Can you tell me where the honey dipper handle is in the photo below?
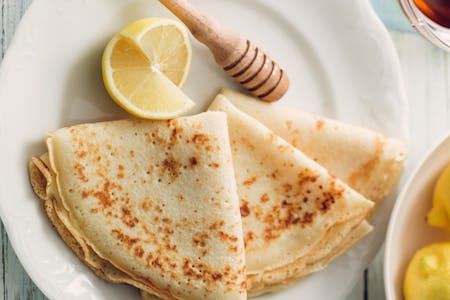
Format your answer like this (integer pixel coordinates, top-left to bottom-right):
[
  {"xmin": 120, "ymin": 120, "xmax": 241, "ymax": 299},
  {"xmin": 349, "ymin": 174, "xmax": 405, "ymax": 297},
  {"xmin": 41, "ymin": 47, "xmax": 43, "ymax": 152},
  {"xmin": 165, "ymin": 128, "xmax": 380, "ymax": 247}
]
[
  {"xmin": 159, "ymin": 0, "xmax": 247, "ymax": 67},
  {"xmin": 160, "ymin": 0, "xmax": 289, "ymax": 102}
]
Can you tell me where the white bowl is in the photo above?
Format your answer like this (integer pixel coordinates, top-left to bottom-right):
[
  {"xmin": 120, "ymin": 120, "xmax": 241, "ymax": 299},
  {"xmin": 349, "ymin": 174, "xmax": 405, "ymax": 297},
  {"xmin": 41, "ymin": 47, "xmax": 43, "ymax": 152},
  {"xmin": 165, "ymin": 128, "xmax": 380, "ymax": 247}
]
[{"xmin": 385, "ymin": 133, "xmax": 450, "ymax": 300}]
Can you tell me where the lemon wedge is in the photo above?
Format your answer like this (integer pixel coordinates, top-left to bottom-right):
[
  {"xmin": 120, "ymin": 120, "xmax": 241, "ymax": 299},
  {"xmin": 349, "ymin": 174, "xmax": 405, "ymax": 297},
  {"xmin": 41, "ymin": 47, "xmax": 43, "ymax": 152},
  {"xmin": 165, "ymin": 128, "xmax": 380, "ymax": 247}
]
[
  {"xmin": 404, "ymin": 243, "xmax": 450, "ymax": 300},
  {"xmin": 102, "ymin": 18, "xmax": 195, "ymax": 119},
  {"xmin": 428, "ymin": 163, "xmax": 450, "ymax": 232}
]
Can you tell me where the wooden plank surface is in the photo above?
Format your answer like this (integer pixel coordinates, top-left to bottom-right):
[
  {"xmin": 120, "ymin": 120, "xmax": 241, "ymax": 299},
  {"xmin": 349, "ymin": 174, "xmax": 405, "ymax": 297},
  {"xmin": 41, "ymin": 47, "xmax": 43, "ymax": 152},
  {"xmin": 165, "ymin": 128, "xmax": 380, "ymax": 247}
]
[
  {"xmin": 1, "ymin": 2, "xmax": 47, "ymax": 300},
  {"xmin": 1, "ymin": 1, "xmax": 449, "ymax": 300}
]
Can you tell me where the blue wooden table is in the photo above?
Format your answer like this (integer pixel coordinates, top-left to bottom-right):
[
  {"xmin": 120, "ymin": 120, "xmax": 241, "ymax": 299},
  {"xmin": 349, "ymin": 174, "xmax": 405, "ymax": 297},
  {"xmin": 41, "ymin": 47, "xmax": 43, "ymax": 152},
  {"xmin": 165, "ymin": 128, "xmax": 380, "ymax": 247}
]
[{"xmin": 1, "ymin": 1, "xmax": 449, "ymax": 299}]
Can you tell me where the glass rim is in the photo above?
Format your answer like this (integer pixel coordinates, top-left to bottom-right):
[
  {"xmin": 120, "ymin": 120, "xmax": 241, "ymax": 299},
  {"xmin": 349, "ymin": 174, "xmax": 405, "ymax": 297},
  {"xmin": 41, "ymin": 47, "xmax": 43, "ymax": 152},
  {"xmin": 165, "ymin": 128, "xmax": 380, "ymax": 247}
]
[{"xmin": 398, "ymin": 0, "xmax": 450, "ymax": 51}]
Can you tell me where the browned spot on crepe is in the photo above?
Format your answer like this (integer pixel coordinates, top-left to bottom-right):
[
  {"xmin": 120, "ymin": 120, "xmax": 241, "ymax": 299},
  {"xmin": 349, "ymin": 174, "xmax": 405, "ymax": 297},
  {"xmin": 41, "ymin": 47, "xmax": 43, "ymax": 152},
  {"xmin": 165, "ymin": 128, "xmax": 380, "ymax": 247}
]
[{"xmin": 348, "ymin": 135, "xmax": 385, "ymax": 188}]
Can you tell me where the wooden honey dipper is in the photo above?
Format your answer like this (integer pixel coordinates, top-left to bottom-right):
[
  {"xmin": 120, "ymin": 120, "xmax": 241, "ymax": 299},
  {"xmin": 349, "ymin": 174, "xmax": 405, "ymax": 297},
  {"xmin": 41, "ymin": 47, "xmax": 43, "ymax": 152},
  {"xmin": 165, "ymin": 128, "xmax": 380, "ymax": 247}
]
[{"xmin": 159, "ymin": 0, "xmax": 289, "ymax": 102}]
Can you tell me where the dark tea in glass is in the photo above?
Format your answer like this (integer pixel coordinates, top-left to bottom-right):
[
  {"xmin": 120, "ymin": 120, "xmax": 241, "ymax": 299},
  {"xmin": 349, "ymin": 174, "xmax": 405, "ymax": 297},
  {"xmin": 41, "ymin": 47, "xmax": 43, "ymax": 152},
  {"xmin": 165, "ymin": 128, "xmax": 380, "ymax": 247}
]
[
  {"xmin": 400, "ymin": 0, "xmax": 450, "ymax": 50},
  {"xmin": 412, "ymin": 0, "xmax": 450, "ymax": 28}
]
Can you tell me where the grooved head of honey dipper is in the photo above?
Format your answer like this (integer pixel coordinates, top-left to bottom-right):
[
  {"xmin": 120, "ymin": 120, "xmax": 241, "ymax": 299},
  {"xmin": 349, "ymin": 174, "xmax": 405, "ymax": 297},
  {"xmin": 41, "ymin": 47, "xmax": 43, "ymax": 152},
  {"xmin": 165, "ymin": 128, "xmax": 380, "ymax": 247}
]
[{"xmin": 257, "ymin": 70, "xmax": 289, "ymax": 102}]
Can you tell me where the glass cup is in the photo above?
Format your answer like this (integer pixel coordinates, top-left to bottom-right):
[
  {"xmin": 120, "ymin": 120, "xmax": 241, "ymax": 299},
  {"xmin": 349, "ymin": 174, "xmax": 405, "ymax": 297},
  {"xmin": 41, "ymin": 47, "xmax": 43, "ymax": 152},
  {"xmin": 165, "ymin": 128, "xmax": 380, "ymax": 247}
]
[{"xmin": 399, "ymin": 0, "xmax": 450, "ymax": 51}]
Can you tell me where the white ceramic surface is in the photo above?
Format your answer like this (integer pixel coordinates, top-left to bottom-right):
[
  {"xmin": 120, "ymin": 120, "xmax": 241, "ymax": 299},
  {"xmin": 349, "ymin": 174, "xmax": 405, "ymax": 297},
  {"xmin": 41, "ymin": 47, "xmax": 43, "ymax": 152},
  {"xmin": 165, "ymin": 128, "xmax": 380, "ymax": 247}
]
[
  {"xmin": 385, "ymin": 133, "xmax": 450, "ymax": 300},
  {"xmin": 0, "ymin": 0, "xmax": 408, "ymax": 299}
]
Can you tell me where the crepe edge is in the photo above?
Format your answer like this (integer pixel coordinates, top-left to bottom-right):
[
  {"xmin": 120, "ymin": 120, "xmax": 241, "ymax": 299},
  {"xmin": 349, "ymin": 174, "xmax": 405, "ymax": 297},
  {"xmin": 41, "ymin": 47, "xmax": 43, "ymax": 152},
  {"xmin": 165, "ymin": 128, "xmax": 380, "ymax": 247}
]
[
  {"xmin": 247, "ymin": 220, "xmax": 373, "ymax": 297},
  {"xmin": 29, "ymin": 156, "xmax": 175, "ymax": 300}
]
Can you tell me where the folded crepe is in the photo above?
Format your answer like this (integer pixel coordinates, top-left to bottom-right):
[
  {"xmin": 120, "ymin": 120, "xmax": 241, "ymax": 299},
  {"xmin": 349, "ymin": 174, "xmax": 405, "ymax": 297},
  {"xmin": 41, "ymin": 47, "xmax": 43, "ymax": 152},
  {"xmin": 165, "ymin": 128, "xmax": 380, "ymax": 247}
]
[
  {"xmin": 219, "ymin": 88, "xmax": 407, "ymax": 204},
  {"xmin": 29, "ymin": 112, "xmax": 247, "ymax": 300},
  {"xmin": 208, "ymin": 96, "xmax": 374, "ymax": 294}
]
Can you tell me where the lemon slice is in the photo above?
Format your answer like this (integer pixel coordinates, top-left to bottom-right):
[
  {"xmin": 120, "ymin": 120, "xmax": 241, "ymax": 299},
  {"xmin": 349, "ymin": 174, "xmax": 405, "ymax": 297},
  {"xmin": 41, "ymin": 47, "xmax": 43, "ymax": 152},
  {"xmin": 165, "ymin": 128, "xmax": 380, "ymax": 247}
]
[{"xmin": 102, "ymin": 18, "xmax": 195, "ymax": 119}]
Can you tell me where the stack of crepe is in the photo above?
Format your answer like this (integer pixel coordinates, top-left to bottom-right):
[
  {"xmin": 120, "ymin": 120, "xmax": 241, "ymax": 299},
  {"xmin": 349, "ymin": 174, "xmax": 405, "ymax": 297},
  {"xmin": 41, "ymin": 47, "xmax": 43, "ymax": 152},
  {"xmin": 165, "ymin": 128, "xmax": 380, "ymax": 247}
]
[{"xmin": 29, "ymin": 90, "xmax": 406, "ymax": 299}]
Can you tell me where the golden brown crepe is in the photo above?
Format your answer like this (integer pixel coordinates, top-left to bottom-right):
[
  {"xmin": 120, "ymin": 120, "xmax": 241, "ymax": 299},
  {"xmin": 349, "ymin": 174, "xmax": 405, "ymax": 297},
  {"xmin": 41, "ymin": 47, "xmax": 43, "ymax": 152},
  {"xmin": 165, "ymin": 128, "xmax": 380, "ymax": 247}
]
[
  {"xmin": 208, "ymin": 95, "xmax": 374, "ymax": 293},
  {"xmin": 29, "ymin": 113, "xmax": 247, "ymax": 300},
  {"xmin": 219, "ymin": 88, "xmax": 407, "ymax": 204}
]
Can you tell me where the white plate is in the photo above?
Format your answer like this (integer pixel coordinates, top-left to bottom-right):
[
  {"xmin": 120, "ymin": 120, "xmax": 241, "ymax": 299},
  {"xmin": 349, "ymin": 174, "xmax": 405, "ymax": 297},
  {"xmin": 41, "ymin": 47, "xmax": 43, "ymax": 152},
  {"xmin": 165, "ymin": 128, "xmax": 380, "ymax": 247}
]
[
  {"xmin": 384, "ymin": 133, "xmax": 450, "ymax": 300},
  {"xmin": 0, "ymin": 0, "xmax": 408, "ymax": 299}
]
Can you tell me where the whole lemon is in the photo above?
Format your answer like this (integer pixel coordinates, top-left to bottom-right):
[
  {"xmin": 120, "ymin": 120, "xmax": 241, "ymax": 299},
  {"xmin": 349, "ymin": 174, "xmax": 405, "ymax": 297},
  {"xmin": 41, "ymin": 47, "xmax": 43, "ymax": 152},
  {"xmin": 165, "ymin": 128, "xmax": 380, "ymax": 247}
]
[
  {"xmin": 404, "ymin": 243, "xmax": 450, "ymax": 300},
  {"xmin": 428, "ymin": 163, "xmax": 450, "ymax": 232}
]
